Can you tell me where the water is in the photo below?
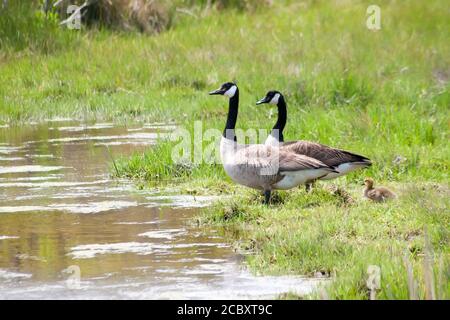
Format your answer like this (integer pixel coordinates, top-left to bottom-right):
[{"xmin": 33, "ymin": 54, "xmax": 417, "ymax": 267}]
[{"xmin": 0, "ymin": 121, "xmax": 320, "ymax": 299}]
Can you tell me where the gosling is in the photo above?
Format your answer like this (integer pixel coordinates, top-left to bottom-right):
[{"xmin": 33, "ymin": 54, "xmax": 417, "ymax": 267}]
[{"xmin": 363, "ymin": 178, "xmax": 396, "ymax": 202}]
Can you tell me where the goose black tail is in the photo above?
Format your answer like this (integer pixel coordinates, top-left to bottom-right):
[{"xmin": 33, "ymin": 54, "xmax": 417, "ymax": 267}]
[{"xmin": 342, "ymin": 150, "xmax": 372, "ymax": 167}]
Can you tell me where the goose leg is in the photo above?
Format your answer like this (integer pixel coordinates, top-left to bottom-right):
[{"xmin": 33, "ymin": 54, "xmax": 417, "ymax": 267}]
[
  {"xmin": 264, "ymin": 190, "xmax": 271, "ymax": 205},
  {"xmin": 305, "ymin": 182, "xmax": 314, "ymax": 193}
]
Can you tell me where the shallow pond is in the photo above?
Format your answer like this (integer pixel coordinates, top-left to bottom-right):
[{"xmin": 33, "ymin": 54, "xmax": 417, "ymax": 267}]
[{"xmin": 0, "ymin": 120, "xmax": 319, "ymax": 299}]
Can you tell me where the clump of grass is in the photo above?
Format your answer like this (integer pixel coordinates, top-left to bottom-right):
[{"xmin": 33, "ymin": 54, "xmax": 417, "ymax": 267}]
[
  {"xmin": 115, "ymin": 140, "xmax": 189, "ymax": 180},
  {"xmin": 76, "ymin": 0, "xmax": 174, "ymax": 33},
  {"xmin": 206, "ymin": 0, "xmax": 271, "ymax": 11},
  {"xmin": 199, "ymin": 183, "xmax": 449, "ymax": 299},
  {"xmin": 326, "ymin": 185, "xmax": 356, "ymax": 206},
  {"xmin": 199, "ymin": 196, "xmax": 264, "ymax": 223},
  {"xmin": 0, "ymin": 0, "xmax": 77, "ymax": 54},
  {"xmin": 330, "ymin": 72, "xmax": 374, "ymax": 107},
  {"xmin": 58, "ymin": 0, "xmax": 271, "ymax": 34},
  {"xmin": 114, "ymin": 138, "xmax": 226, "ymax": 182}
]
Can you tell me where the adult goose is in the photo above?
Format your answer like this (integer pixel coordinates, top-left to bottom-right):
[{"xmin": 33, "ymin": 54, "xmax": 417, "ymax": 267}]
[
  {"xmin": 256, "ymin": 90, "xmax": 372, "ymax": 190},
  {"xmin": 209, "ymin": 82, "xmax": 337, "ymax": 204}
]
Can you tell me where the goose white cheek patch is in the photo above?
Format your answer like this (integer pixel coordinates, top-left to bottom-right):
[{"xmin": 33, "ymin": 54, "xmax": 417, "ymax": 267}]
[
  {"xmin": 270, "ymin": 93, "xmax": 280, "ymax": 104},
  {"xmin": 224, "ymin": 85, "xmax": 237, "ymax": 98}
]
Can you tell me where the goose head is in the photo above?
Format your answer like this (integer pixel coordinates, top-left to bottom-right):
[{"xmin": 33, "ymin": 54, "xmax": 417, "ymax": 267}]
[
  {"xmin": 209, "ymin": 82, "xmax": 238, "ymax": 98},
  {"xmin": 364, "ymin": 177, "xmax": 374, "ymax": 189},
  {"xmin": 256, "ymin": 90, "xmax": 283, "ymax": 105}
]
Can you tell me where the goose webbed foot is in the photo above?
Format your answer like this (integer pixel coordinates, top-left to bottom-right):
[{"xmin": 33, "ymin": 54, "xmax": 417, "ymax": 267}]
[
  {"xmin": 305, "ymin": 182, "xmax": 315, "ymax": 193},
  {"xmin": 264, "ymin": 190, "xmax": 271, "ymax": 205}
]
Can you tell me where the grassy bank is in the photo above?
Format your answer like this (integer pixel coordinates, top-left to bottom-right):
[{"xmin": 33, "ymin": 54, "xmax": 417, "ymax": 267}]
[
  {"xmin": 1, "ymin": 0, "xmax": 449, "ymax": 299},
  {"xmin": 1, "ymin": 1, "xmax": 448, "ymax": 124},
  {"xmin": 0, "ymin": 0, "xmax": 266, "ymax": 121},
  {"xmin": 198, "ymin": 183, "xmax": 449, "ymax": 299},
  {"xmin": 113, "ymin": 0, "xmax": 449, "ymax": 299}
]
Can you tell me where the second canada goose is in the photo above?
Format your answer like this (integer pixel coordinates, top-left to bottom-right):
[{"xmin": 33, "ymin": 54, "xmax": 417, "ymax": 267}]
[
  {"xmin": 363, "ymin": 178, "xmax": 396, "ymax": 202},
  {"xmin": 209, "ymin": 82, "xmax": 337, "ymax": 204},
  {"xmin": 256, "ymin": 90, "xmax": 372, "ymax": 190}
]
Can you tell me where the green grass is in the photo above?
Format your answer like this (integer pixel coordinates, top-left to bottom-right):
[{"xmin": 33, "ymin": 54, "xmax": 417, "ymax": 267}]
[
  {"xmin": 1, "ymin": 1, "xmax": 448, "ymax": 123},
  {"xmin": 197, "ymin": 183, "xmax": 449, "ymax": 299},
  {"xmin": 0, "ymin": 1, "xmax": 78, "ymax": 55},
  {"xmin": 1, "ymin": 0, "xmax": 449, "ymax": 299}
]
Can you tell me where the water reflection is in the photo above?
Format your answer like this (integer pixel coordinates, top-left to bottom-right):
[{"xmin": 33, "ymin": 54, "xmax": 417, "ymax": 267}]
[{"xmin": 0, "ymin": 121, "xmax": 319, "ymax": 299}]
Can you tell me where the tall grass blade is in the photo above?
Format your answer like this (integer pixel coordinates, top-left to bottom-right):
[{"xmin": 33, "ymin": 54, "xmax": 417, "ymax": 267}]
[
  {"xmin": 423, "ymin": 228, "xmax": 436, "ymax": 300},
  {"xmin": 404, "ymin": 253, "xmax": 418, "ymax": 300}
]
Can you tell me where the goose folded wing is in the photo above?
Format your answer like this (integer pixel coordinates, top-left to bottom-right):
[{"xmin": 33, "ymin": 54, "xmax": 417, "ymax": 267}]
[
  {"xmin": 282, "ymin": 141, "xmax": 371, "ymax": 167},
  {"xmin": 232, "ymin": 145, "xmax": 333, "ymax": 176},
  {"xmin": 278, "ymin": 152, "xmax": 332, "ymax": 173}
]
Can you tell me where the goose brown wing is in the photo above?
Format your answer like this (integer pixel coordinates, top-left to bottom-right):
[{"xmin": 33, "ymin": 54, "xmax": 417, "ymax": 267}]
[
  {"xmin": 281, "ymin": 140, "xmax": 371, "ymax": 167},
  {"xmin": 278, "ymin": 152, "xmax": 335, "ymax": 173}
]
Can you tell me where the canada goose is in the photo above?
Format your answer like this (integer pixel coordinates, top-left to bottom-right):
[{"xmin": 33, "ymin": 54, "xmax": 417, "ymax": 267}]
[
  {"xmin": 209, "ymin": 82, "xmax": 337, "ymax": 204},
  {"xmin": 256, "ymin": 90, "xmax": 372, "ymax": 190},
  {"xmin": 363, "ymin": 178, "xmax": 396, "ymax": 202}
]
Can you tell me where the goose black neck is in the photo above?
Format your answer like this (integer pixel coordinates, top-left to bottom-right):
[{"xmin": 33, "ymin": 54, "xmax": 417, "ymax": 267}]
[
  {"xmin": 223, "ymin": 89, "xmax": 239, "ymax": 141},
  {"xmin": 271, "ymin": 95, "xmax": 286, "ymax": 142}
]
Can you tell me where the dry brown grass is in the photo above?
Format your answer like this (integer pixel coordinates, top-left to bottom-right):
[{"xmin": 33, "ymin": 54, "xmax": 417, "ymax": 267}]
[
  {"xmin": 64, "ymin": 0, "xmax": 172, "ymax": 33},
  {"xmin": 56, "ymin": 0, "xmax": 271, "ymax": 33}
]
